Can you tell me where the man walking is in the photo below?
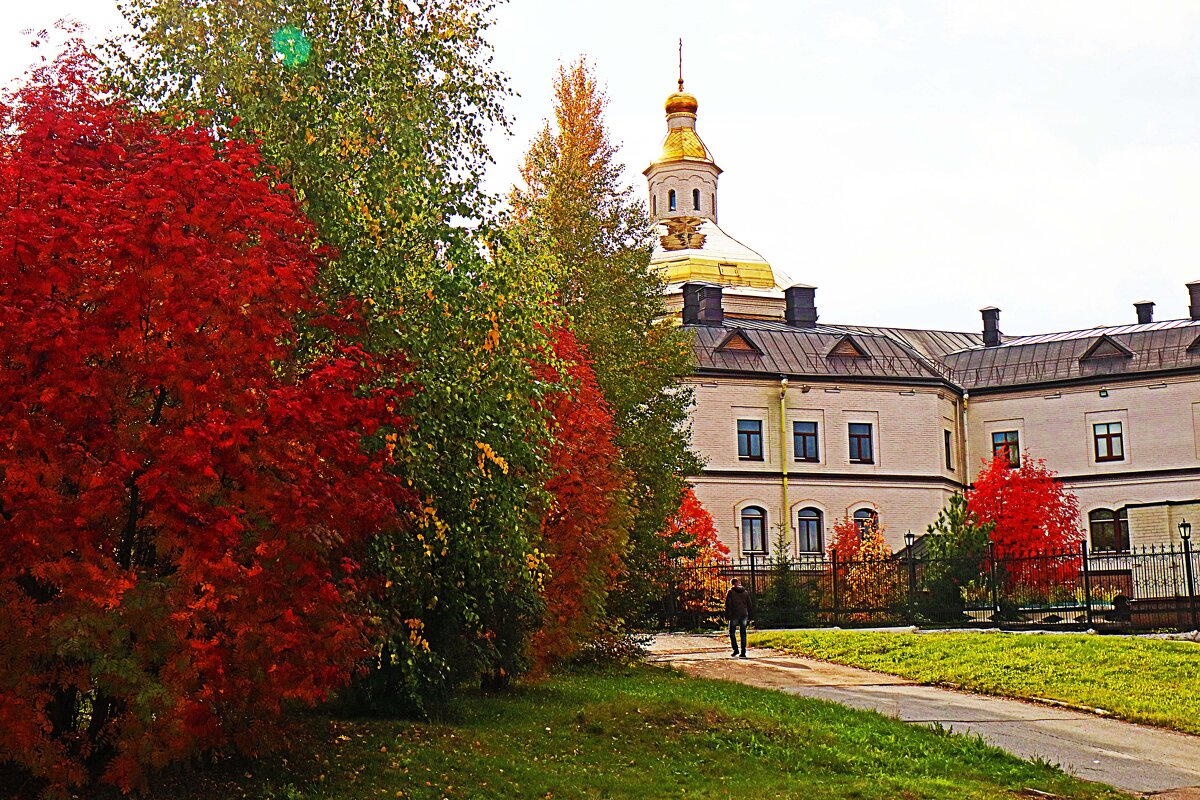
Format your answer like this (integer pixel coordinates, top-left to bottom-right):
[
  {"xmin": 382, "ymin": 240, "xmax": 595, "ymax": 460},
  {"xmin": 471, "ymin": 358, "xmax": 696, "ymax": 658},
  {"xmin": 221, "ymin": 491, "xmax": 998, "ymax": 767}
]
[{"xmin": 725, "ymin": 578, "xmax": 752, "ymax": 658}]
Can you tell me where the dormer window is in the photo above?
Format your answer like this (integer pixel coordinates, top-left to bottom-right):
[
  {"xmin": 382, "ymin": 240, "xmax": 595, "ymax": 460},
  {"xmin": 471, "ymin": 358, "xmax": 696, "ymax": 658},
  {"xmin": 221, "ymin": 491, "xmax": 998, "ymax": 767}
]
[
  {"xmin": 668, "ymin": 189, "xmax": 677, "ymax": 211},
  {"xmin": 692, "ymin": 188, "xmax": 701, "ymax": 211}
]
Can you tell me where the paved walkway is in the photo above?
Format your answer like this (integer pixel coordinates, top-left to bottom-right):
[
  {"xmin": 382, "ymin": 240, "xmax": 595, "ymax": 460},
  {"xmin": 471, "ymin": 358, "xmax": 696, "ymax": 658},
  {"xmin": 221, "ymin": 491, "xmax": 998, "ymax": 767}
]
[{"xmin": 648, "ymin": 632, "xmax": 1200, "ymax": 797}]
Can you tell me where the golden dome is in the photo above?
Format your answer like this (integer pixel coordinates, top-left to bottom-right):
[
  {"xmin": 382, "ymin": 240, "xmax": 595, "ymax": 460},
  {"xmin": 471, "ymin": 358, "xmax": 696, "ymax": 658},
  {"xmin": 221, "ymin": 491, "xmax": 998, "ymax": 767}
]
[{"xmin": 665, "ymin": 91, "xmax": 698, "ymax": 115}]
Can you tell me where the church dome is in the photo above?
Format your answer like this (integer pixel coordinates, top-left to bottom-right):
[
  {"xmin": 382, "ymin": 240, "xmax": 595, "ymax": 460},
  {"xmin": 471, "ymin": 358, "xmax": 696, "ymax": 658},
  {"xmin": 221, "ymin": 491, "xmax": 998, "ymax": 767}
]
[{"xmin": 665, "ymin": 90, "xmax": 698, "ymax": 115}]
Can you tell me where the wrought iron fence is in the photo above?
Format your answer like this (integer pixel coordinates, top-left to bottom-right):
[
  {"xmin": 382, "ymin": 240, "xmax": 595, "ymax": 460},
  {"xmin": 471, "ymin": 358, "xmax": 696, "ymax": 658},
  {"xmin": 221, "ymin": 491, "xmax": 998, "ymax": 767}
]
[{"xmin": 656, "ymin": 541, "xmax": 1200, "ymax": 632}]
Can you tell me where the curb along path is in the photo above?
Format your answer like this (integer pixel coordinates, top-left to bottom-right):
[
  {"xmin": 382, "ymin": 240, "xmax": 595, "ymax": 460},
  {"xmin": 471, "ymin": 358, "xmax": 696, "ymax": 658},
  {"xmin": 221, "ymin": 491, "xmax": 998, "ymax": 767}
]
[{"xmin": 648, "ymin": 632, "xmax": 1200, "ymax": 797}]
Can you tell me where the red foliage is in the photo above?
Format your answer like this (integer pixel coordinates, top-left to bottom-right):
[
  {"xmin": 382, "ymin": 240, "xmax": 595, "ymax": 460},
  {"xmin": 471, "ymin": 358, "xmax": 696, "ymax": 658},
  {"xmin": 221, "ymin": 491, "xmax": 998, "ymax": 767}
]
[
  {"xmin": 828, "ymin": 514, "xmax": 866, "ymax": 561},
  {"xmin": 968, "ymin": 455, "xmax": 1084, "ymax": 554},
  {"xmin": 530, "ymin": 328, "xmax": 630, "ymax": 669},
  {"xmin": 0, "ymin": 48, "xmax": 412, "ymax": 793},
  {"xmin": 662, "ymin": 487, "xmax": 729, "ymax": 563},
  {"xmin": 968, "ymin": 455, "xmax": 1084, "ymax": 589}
]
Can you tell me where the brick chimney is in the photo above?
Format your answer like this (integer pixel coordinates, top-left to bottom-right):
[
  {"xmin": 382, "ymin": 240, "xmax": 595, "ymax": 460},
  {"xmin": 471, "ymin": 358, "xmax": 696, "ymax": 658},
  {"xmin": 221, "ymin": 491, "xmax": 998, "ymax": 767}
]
[
  {"xmin": 1188, "ymin": 281, "xmax": 1200, "ymax": 321},
  {"xmin": 981, "ymin": 306, "xmax": 1001, "ymax": 347},
  {"xmin": 784, "ymin": 284, "xmax": 818, "ymax": 328},
  {"xmin": 1134, "ymin": 301, "xmax": 1155, "ymax": 325},
  {"xmin": 682, "ymin": 283, "xmax": 724, "ymax": 326}
]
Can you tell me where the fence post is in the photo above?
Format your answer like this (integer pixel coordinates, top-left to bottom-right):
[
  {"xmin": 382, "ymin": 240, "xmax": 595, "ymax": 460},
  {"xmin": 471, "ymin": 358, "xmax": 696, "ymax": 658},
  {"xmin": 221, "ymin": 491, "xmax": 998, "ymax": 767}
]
[
  {"xmin": 749, "ymin": 553, "xmax": 759, "ymax": 603},
  {"xmin": 831, "ymin": 547, "xmax": 840, "ymax": 626},
  {"xmin": 988, "ymin": 541, "xmax": 1000, "ymax": 620},
  {"xmin": 1080, "ymin": 541, "xmax": 1093, "ymax": 626},
  {"xmin": 1184, "ymin": 536, "xmax": 1198, "ymax": 632}
]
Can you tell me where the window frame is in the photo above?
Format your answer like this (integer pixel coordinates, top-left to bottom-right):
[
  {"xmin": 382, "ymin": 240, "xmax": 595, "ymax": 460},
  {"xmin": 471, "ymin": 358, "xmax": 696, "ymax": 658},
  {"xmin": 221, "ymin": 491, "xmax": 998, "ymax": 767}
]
[
  {"xmin": 1093, "ymin": 422, "xmax": 1125, "ymax": 463},
  {"xmin": 1088, "ymin": 508, "xmax": 1130, "ymax": 553},
  {"xmin": 992, "ymin": 430, "xmax": 1020, "ymax": 468},
  {"xmin": 737, "ymin": 419, "xmax": 764, "ymax": 461},
  {"xmin": 668, "ymin": 189, "xmax": 677, "ymax": 211},
  {"xmin": 793, "ymin": 420, "xmax": 820, "ymax": 463},
  {"xmin": 852, "ymin": 508, "xmax": 878, "ymax": 538},
  {"xmin": 944, "ymin": 429, "xmax": 954, "ymax": 471},
  {"xmin": 741, "ymin": 506, "xmax": 768, "ymax": 554},
  {"xmin": 848, "ymin": 422, "xmax": 874, "ymax": 464},
  {"xmin": 692, "ymin": 188, "xmax": 701, "ymax": 211},
  {"xmin": 796, "ymin": 507, "xmax": 823, "ymax": 553}
]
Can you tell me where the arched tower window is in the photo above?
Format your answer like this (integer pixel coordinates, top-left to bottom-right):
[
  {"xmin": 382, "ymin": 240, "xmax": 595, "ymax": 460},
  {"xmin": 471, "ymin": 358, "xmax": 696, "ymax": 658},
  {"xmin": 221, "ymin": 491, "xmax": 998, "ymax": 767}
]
[
  {"xmin": 668, "ymin": 189, "xmax": 677, "ymax": 211},
  {"xmin": 692, "ymin": 188, "xmax": 701, "ymax": 211},
  {"xmin": 651, "ymin": 195, "xmax": 656, "ymax": 216},
  {"xmin": 741, "ymin": 507, "xmax": 767, "ymax": 554}
]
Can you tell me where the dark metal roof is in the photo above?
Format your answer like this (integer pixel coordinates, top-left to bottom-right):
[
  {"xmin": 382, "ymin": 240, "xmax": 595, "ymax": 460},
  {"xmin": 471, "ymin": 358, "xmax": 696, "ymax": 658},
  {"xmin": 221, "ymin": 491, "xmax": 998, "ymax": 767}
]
[
  {"xmin": 690, "ymin": 323, "xmax": 948, "ymax": 382},
  {"xmin": 985, "ymin": 318, "xmax": 1200, "ymax": 347},
  {"xmin": 943, "ymin": 320, "xmax": 1200, "ymax": 390},
  {"xmin": 690, "ymin": 317, "xmax": 1200, "ymax": 390}
]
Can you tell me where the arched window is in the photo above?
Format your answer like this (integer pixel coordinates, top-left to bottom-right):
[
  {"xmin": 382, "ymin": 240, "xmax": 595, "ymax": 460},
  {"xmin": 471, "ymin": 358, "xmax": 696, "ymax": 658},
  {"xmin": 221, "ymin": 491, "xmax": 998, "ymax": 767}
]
[
  {"xmin": 668, "ymin": 189, "xmax": 677, "ymax": 211},
  {"xmin": 853, "ymin": 508, "xmax": 878, "ymax": 538},
  {"xmin": 797, "ymin": 508, "xmax": 823, "ymax": 553},
  {"xmin": 692, "ymin": 188, "xmax": 701, "ymax": 211},
  {"xmin": 1089, "ymin": 508, "xmax": 1130, "ymax": 552},
  {"xmin": 711, "ymin": 193, "xmax": 716, "ymax": 218},
  {"xmin": 741, "ymin": 506, "xmax": 767, "ymax": 554},
  {"xmin": 651, "ymin": 195, "xmax": 656, "ymax": 216}
]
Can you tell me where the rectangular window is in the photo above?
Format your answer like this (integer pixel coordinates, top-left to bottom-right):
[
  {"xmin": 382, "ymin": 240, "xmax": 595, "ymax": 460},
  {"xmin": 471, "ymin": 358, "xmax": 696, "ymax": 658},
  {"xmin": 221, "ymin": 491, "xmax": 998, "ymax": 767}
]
[
  {"xmin": 737, "ymin": 419, "xmax": 763, "ymax": 461},
  {"xmin": 944, "ymin": 430, "xmax": 954, "ymax": 471},
  {"xmin": 848, "ymin": 422, "xmax": 873, "ymax": 464},
  {"xmin": 1094, "ymin": 422, "xmax": 1124, "ymax": 462},
  {"xmin": 992, "ymin": 430, "xmax": 1020, "ymax": 467},
  {"xmin": 793, "ymin": 421, "xmax": 819, "ymax": 462}
]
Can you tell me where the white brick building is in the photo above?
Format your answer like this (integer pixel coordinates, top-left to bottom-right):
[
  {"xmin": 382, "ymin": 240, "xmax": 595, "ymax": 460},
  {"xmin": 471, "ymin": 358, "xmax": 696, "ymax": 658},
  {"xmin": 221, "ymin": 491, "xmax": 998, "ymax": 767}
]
[{"xmin": 647, "ymin": 81, "xmax": 1200, "ymax": 557}]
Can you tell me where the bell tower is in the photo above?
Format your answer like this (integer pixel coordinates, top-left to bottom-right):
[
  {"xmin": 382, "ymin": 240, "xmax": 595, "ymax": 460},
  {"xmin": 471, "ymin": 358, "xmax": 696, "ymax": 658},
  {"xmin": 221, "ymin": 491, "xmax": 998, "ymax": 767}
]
[{"xmin": 644, "ymin": 68, "xmax": 721, "ymax": 224}]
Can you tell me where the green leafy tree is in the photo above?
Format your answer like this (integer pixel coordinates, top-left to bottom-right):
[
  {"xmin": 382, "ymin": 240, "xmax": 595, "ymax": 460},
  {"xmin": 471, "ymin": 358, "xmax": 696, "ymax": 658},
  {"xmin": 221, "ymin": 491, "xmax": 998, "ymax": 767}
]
[
  {"xmin": 919, "ymin": 493, "xmax": 995, "ymax": 622},
  {"xmin": 109, "ymin": 0, "xmax": 564, "ymax": 714},
  {"xmin": 511, "ymin": 58, "xmax": 701, "ymax": 623}
]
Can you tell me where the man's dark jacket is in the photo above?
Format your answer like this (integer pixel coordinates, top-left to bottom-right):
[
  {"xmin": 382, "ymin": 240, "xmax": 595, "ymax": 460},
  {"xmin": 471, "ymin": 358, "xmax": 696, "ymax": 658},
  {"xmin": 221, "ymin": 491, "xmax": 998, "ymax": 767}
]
[{"xmin": 725, "ymin": 585, "xmax": 752, "ymax": 620}]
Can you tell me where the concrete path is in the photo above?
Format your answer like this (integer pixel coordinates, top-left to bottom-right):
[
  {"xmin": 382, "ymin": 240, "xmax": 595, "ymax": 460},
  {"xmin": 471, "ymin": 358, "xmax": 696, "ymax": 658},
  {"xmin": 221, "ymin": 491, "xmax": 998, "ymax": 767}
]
[{"xmin": 648, "ymin": 632, "xmax": 1200, "ymax": 797}]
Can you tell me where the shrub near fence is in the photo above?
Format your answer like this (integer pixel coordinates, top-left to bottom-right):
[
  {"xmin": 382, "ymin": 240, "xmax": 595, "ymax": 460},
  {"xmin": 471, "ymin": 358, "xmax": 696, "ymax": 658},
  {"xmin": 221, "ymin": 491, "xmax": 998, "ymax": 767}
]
[{"xmin": 659, "ymin": 540, "xmax": 1200, "ymax": 632}]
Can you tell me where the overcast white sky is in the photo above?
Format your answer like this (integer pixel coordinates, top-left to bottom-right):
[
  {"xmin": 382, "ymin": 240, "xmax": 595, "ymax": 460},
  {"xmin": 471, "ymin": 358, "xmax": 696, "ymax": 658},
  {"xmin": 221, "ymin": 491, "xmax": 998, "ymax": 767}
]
[{"xmin": 6, "ymin": 1, "xmax": 1200, "ymax": 335}]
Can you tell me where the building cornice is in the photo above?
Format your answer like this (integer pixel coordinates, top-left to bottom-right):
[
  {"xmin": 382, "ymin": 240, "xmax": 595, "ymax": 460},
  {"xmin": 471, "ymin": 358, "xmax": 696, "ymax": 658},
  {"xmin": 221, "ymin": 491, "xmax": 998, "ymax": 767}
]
[
  {"xmin": 697, "ymin": 468, "xmax": 966, "ymax": 489},
  {"xmin": 1056, "ymin": 465, "xmax": 1200, "ymax": 485},
  {"xmin": 691, "ymin": 367, "xmax": 961, "ymax": 394},
  {"xmin": 962, "ymin": 365, "xmax": 1200, "ymax": 397}
]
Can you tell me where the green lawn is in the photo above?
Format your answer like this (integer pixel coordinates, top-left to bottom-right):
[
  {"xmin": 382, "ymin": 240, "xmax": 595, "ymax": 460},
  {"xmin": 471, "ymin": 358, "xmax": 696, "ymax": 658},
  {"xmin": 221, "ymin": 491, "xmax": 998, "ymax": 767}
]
[
  {"xmin": 152, "ymin": 664, "xmax": 1126, "ymax": 800},
  {"xmin": 752, "ymin": 629, "xmax": 1200, "ymax": 735}
]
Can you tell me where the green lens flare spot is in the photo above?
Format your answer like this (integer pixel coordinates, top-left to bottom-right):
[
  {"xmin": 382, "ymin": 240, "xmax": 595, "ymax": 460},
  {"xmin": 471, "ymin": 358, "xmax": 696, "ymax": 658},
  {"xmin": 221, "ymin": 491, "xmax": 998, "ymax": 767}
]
[{"xmin": 271, "ymin": 26, "xmax": 312, "ymax": 68}]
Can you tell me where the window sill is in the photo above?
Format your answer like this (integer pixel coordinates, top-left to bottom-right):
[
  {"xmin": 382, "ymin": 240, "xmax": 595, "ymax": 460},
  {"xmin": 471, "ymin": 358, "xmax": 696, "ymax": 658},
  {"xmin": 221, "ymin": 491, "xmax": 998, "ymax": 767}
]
[
  {"xmin": 738, "ymin": 457, "xmax": 765, "ymax": 462},
  {"xmin": 794, "ymin": 458, "xmax": 820, "ymax": 464},
  {"xmin": 849, "ymin": 460, "xmax": 875, "ymax": 465}
]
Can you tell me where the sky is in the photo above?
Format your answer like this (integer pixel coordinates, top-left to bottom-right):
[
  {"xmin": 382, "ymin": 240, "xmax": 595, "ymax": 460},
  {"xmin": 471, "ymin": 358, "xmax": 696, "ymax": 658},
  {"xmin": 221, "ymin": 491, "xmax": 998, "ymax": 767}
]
[{"xmin": 5, "ymin": 1, "xmax": 1200, "ymax": 335}]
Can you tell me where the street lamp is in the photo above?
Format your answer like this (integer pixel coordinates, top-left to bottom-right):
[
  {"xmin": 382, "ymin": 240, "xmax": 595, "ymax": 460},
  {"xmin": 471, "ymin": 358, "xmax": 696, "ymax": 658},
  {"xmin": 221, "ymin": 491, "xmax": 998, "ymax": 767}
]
[
  {"xmin": 905, "ymin": 530, "xmax": 916, "ymax": 549},
  {"xmin": 1181, "ymin": 520, "xmax": 1193, "ymax": 542}
]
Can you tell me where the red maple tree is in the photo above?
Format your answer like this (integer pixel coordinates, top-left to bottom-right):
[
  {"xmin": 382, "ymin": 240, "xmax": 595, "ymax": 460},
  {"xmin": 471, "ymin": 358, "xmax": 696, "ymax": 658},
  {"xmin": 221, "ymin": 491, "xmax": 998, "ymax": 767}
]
[
  {"xmin": 968, "ymin": 455, "xmax": 1084, "ymax": 589},
  {"xmin": 530, "ymin": 327, "xmax": 630, "ymax": 669},
  {"xmin": 661, "ymin": 487, "xmax": 729, "ymax": 563},
  {"xmin": 0, "ymin": 47, "xmax": 412, "ymax": 793},
  {"xmin": 968, "ymin": 455, "xmax": 1084, "ymax": 554}
]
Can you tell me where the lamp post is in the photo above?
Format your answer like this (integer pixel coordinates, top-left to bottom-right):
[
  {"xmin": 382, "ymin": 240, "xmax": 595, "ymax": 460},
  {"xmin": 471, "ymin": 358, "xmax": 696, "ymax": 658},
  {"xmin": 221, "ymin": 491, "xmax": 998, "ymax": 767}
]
[{"xmin": 1181, "ymin": 520, "xmax": 1197, "ymax": 631}]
